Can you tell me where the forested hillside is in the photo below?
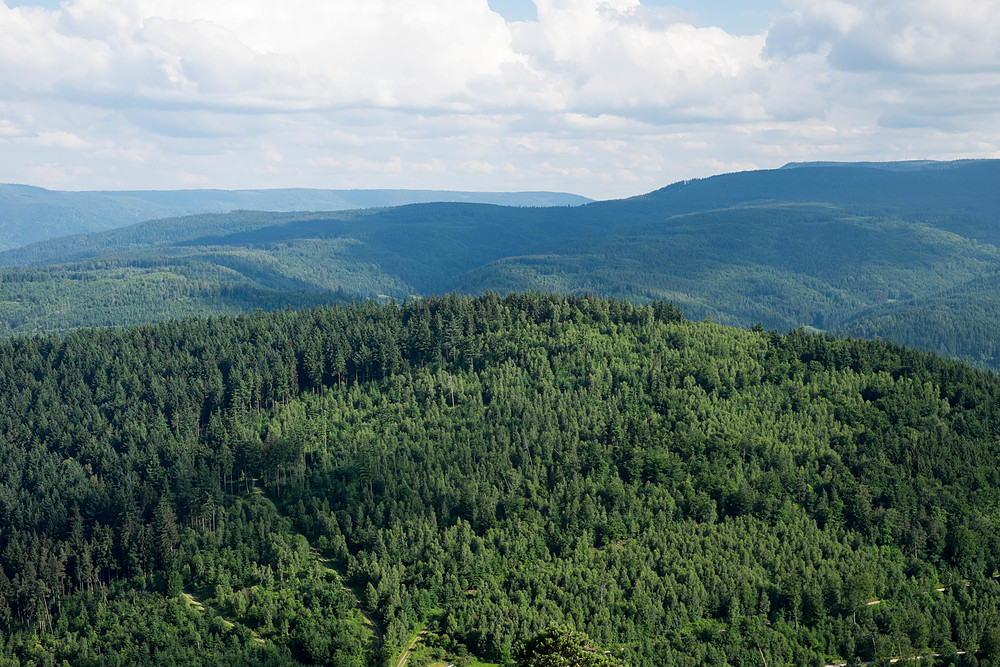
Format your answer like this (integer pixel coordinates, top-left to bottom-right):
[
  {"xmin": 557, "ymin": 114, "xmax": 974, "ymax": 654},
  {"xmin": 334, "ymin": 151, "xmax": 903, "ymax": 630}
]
[
  {"xmin": 1, "ymin": 294, "xmax": 999, "ymax": 665},
  {"xmin": 1, "ymin": 161, "xmax": 1000, "ymax": 372},
  {"xmin": 0, "ymin": 184, "xmax": 590, "ymax": 251},
  {"xmin": 833, "ymin": 272, "xmax": 1000, "ymax": 370}
]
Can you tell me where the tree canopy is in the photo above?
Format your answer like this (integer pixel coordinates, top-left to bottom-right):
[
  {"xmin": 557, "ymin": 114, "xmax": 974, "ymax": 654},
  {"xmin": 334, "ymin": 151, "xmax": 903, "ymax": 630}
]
[{"xmin": 0, "ymin": 293, "xmax": 996, "ymax": 665}]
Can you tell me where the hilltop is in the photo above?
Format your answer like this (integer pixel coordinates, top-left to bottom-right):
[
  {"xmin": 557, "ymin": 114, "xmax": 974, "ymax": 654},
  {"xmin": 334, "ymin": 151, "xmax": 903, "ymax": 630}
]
[{"xmin": 0, "ymin": 294, "xmax": 997, "ymax": 665}]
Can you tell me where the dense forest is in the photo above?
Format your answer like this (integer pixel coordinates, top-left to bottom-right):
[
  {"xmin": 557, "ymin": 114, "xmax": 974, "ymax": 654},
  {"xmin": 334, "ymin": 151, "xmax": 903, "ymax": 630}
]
[
  {"xmin": 3, "ymin": 161, "xmax": 1000, "ymax": 373},
  {"xmin": 0, "ymin": 293, "xmax": 999, "ymax": 665},
  {"xmin": 833, "ymin": 271, "xmax": 1000, "ymax": 370}
]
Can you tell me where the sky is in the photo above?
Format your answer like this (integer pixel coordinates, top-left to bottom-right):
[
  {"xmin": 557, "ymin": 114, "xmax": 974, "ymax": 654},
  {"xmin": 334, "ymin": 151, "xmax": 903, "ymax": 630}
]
[{"xmin": 1, "ymin": 0, "xmax": 999, "ymax": 200}]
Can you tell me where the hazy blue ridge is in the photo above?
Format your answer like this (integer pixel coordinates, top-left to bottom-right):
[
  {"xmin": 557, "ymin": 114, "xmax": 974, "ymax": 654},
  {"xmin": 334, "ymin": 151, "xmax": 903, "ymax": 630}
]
[
  {"xmin": 779, "ymin": 158, "xmax": 999, "ymax": 172},
  {"xmin": 3, "ymin": 160, "xmax": 1000, "ymax": 372},
  {"xmin": 0, "ymin": 184, "xmax": 592, "ymax": 252}
]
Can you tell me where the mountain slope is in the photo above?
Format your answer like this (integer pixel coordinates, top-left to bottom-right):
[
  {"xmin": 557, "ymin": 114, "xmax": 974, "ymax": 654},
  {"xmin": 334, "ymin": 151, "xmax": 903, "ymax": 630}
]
[
  {"xmin": 1, "ymin": 295, "xmax": 999, "ymax": 665},
  {"xmin": 0, "ymin": 184, "xmax": 591, "ymax": 251},
  {"xmin": 455, "ymin": 203, "xmax": 1000, "ymax": 328},
  {"xmin": 834, "ymin": 271, "xmax": 1000, "ymax": 369},
  {"xmin": 1, "ymin": 160, "xmax": 1000, "ymax": 370}
]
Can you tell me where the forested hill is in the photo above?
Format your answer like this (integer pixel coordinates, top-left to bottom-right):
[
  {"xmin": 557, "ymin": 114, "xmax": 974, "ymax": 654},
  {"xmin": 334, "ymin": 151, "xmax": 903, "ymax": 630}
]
[
  {"xmin": 0, "ymin": 294, "xmax": 999, "ymax": 665},
  {"xmin": 2, "ymin": 161, "xmax": 1000, "ymax": 372},
  {"xmin": 610, "ymin": 159, "xmax": 1000, "ymax": 247},
  {"xmin": 0, "ymin": 184, "xmax": 591, "ymax": 251}
]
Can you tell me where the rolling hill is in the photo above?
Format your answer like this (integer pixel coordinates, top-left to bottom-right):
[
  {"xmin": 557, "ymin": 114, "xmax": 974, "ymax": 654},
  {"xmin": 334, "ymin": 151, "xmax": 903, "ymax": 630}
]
[
  {"xmin": 0, "ymin": 184, "xmax": 591, "ymax": 251},
  {"xmin": 1, "ymin": 294, "xmax": 999, "ymax": 665},
  {"xmin": 1, "ymin": 160, "xmax": 999, "ymax": 372}
]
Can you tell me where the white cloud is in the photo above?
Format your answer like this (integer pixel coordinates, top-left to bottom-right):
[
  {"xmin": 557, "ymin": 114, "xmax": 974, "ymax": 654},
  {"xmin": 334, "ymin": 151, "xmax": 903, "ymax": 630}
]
[
  {"xmin": 0, "ymin": 118, "xmax": 26, "ymax": 138},
  {"xmin": 33, "ymin": 130, "xmax": 92, "ymax": 148},
  {"xmin": 24, "ymin": 162, "xmax": 94, "ymax": 186},
  {"xmin": 763, "ymin": 0, "xmax": 1000, "ymax": 138},
  {"xmin": 514, "ymin": 0, "xmax": 766, "ymax": 118},
  {"xmin": 0, "ymin": 3, "xmax": 112, "ymax": 93},
  {"xmin": 2, "ymin": 0, "xmax": 523, "ymax": 109},
  {"xmin": 769, "ymin": 0, "xmax": 1000, "ymax": 74},
  {"xmin": 0, "ymin": 0, "xmax": 999, "ymax": 199},
  {"xmin": 0, "ymin": 0, "xmax": 769, "ymax": 121}
]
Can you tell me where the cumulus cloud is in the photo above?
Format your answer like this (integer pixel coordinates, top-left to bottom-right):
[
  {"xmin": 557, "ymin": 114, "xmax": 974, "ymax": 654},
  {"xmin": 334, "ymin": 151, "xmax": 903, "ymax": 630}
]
[
  {"xmin": 34, "ymin": 130, "xmax": 93, "ymax": 148},
  {"xmin": 515, "ymin": 0, "xmax": 767, "ymax": 119},
  {"xmin": 0, "ymin": 0, "xmax": 999, "ymax": 198},
  {"xmin": 0, "ymin": 0, "xmax": 770, "ymax": 119},
  {"xmin": 768, "ymin": 0, "xmax": 1000, "ymax": 73},
  {"xmin": 763, "ymin": 0, "xmax": 1000, "ymax": 137},
  {"xmin": 1, "ymin": 0, "xmax": 522, "ymax": 109}
]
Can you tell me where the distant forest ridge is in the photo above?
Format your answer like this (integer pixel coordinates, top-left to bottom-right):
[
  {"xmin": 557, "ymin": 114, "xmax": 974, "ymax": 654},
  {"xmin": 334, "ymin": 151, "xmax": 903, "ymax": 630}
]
[
  {"xmin": 2, "ymin": 159, "xmax": 1000, "ymax": 373},
  {"xmin": 779, "ymin": 158, "xmax": 1000, "ymax": 172},
  {"xmin": 0, "ymin": 184, "xmax": 592, "ymax": 251}
]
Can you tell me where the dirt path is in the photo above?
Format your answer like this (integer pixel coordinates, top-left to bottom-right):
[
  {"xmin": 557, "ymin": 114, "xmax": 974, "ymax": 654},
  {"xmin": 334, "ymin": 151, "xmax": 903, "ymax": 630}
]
[
  {"xmin": 259, "ymin": 490, "xmax": 384, "ymax": 649},
  {"xmin": 182, "ymin": 591, "xmax": 205, "ymax": 611},
  {"xmin": 314, "ymin": 551, "xmax": 384, "ymax": 644},
  {"xmin": 182, "ymin": 590, "xmax": 265, "ymax": 643},
  {"xmin": 393, "ymin": 628, "xmax": 427, "ymax": 667}
]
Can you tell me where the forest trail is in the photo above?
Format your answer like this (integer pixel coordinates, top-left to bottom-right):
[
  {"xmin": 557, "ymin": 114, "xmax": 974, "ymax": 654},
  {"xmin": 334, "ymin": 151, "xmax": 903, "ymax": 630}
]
[
  {"xmin": 258, "ymin": 489, "xmax": 384, "ymax": 648},
  {"xmin": 392, "ymin": 628, "xmax": 427, "ymax": 667},
  {"xmin": 182, "ymin": 591, "xmax": 205, "ymax": 611},
  {"xmin": 314, "ymin": 550, "xmax": 385, "ymax": 644},
  {"xmin": 823, "ymin": 579, "xmax": 991, "ymax": 666},
  {"xmin": 182, "ymin": 590, "xmax": 265, "ymax": 644}
]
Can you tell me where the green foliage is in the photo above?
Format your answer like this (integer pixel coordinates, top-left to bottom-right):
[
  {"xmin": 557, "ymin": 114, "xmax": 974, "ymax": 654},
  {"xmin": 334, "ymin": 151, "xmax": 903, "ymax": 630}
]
[
  {"xmin": 456, "ymin": 204, "xmax": 1000, "ymax": 332},
  {"xmin": 514, "ymin": 625, "xmax": 618, "ymax": 666},
  {"xmin": 981, "ymin": 625, "xmax": 1000, "ymax": 663},
  {"xmin": 5, "ymin": 161, "xmax": 1000, "ymax": 371},
  {"xmin": 834, "ymin": 271, "xmax": 1000, "ymax": 371},
  {"xmin": 0, "ymin": 262, "xmax": 347, "ymax": 337},
  {"xmin": 0, "ymin": 293, "xmax": 997, "ymax": 666}
]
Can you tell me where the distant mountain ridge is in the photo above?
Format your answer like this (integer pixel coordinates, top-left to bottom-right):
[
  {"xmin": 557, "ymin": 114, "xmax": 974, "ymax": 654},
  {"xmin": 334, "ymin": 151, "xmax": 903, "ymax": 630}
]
[
  {"xmin": 779, "ymin": 158, "xmax": 998, "ymax": 172},
  {"xmin": 2, "ymin": 159, "xmax": 1000, "ymax": 371},
  {"xmin": 0, "ymin": 184, "xmax": 591, "ymax": 251}
]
